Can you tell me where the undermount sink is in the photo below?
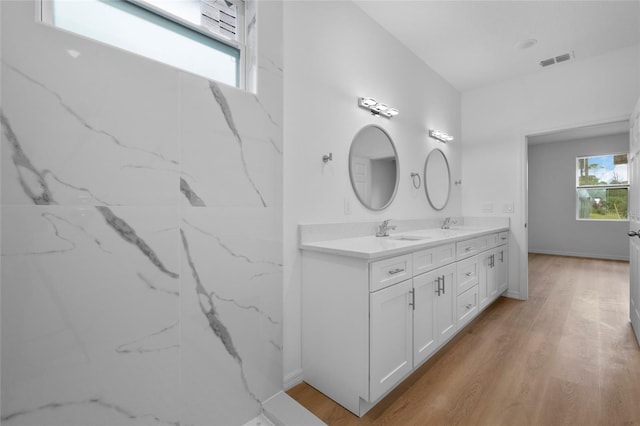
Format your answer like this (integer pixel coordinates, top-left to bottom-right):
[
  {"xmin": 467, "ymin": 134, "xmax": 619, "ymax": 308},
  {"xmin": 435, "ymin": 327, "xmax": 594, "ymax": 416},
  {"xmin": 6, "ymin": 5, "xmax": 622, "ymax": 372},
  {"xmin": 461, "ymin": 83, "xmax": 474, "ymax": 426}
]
[{"xmin": 387, "ymin": 235, "xmax": 431, "ymax": 241}]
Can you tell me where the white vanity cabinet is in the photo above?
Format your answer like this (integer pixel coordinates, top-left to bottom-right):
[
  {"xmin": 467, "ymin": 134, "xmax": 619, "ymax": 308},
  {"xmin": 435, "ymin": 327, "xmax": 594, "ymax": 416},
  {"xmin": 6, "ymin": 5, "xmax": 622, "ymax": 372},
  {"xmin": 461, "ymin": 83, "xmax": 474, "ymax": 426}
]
[{"xmin": 301, "ymin": 227, "xmax": 509, "ymax": 417}]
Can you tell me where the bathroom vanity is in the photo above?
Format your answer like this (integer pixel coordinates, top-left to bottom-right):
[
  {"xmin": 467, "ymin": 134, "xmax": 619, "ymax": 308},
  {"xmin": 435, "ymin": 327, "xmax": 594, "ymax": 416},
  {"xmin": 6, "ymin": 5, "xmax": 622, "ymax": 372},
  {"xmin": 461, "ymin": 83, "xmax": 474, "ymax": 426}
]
[{"xmin": 300, "ymin": 222, "xmax": 509, "ymax": 416}]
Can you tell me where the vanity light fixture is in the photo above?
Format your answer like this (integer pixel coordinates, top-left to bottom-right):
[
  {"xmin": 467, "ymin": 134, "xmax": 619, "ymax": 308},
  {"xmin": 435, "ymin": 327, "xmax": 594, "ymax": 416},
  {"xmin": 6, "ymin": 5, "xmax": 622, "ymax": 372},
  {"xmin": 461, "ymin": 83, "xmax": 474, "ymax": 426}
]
[
  {"xmin": 358, "ymin": 97, "xmax": 399, "ymax": 118},
  {"xmin": 429, "ymin": 129, "xmax": 454, "ymax": 143}
]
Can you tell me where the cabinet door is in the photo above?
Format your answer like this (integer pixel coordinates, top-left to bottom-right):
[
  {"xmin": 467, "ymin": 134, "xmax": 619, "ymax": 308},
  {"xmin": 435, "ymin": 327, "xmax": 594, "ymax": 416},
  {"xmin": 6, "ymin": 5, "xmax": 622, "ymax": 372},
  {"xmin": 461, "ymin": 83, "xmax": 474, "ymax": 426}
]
[
  {"xmin": 413, "ymin": 271, "xmax": 437, "ymax": 367},
  {"xmin": 370, "ymin": 279, "xmax": 413, "ymax": 402},
  {"xmin": 487, "ymin": 249, "xmax": 498, "ymax": 300},
  {"xmin": 478, "ymin": 251, "xmax": 490, "ymax": 309},
  {"xmin": 496, "ymin": 246, "xmax": 508, "ymax": 293},
  {"xmin": 435, "ymin": 264, "xmax": 457, "ymax": 343}
]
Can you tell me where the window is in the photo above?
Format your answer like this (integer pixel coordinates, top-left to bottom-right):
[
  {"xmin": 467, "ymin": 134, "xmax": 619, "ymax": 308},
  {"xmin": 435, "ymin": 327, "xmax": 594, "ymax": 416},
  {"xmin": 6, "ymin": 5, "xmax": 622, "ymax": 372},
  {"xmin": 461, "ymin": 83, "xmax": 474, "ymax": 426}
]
[
  {"xmin": 576, "ymin": 153, "xmax": 629, "ymax": 220},
  {"xmin": 39, "ymin": 0, "xmax": 246, "ymax": 89}
]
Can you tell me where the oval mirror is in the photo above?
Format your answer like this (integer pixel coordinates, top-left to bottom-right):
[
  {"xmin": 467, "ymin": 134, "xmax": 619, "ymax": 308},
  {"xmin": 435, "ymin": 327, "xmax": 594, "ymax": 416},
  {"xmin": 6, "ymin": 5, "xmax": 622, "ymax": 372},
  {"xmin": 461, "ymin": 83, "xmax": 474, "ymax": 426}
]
[
  {"xmin": 349, "ymin": 125, "xmax": 399, "ymax": 211},
  {"xmin": 424, "ymin": 148, "xmax": 451, "ymax": 210}
]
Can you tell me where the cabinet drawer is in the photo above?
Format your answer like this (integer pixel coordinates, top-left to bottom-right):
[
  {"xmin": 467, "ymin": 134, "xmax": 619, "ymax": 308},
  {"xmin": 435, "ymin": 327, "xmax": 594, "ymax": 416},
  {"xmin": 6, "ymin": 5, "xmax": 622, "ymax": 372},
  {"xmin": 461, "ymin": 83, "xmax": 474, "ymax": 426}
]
[
  {"xmin": 477, "ymin": 233, "xmax": 498, "ymax": 251},
  {"xmin": 456, "ymin": 256, "xmax": 479, "ymax": 295},
  {"xmin": 498, "ymin": 231, "xmax": 509, "ymax": 245},
  {"xmin": 457, "ymin": 285, "xmax": 479, "ymax": 326},
  {"xmin": 414, "ymin": 243, "xmax": 455, "ymax": 275},
  {"xmin": 370, "ymin": 254, "xmax": 413, "ymax": 292},
  {"xmin": 413, "ymin": 248, "xmax": 437, "ymax": 276},
  {"xmin": 456, "ymin": 239, "xmax": 479, "ymax": 259},
  {"xmin": 436, "ymin": 243, "xmax": 456, "ymax": 267}
]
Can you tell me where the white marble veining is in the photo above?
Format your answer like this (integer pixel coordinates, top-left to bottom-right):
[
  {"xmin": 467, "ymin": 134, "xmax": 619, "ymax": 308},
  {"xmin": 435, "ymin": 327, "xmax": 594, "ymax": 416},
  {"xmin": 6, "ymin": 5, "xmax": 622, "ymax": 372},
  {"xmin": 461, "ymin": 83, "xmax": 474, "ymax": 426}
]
[
  {"xmin": 1, "ymin": 206, "xmax": 181, "ymax": 425},
  {"xmin": 1, "ymin": 1, "xmax": 283, "ymax": 425}
]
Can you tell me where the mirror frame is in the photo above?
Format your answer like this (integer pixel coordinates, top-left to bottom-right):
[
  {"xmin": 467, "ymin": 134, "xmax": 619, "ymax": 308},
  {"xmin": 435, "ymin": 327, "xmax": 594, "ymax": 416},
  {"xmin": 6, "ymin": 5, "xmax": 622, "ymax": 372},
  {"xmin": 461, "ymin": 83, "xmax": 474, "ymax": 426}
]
[
  {"xmin": 424, "ymin": 148, "xmax": 451, "ymax": 211},
  {"xmin": 348, "ymin": 124, "xmax": 400, "ymax": 211}
]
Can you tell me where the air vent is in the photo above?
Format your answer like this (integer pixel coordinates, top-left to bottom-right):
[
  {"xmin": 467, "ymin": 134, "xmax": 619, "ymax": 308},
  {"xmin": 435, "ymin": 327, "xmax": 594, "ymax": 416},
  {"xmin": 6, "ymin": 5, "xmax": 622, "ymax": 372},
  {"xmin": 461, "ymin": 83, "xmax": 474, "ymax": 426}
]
[
  {"xmin": 539, "ymin": 51, "xmax": 575, "ymax": 68},
  {"xmin": 555, "ymin": 53, "xmax": 572, "ymax": 63},
  {"xmin": 540, "ymin": 58, "xmax": 556, "ymax": 67}
]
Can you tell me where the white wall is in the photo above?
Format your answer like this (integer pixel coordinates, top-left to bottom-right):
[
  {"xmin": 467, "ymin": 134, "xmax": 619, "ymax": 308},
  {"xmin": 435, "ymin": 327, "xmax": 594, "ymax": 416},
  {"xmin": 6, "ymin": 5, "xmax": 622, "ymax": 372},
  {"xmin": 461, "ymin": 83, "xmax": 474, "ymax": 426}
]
[
  {"xmin": 528, "ymin": 133, "xmax": 630, "ymax": 260},
  {"xmin": 283, "ymin": 1, "xmax": 461, "ymax": 387},
  {"xmin": 462, "ymin": 45, "xmax": 640, "ymax": 299}
]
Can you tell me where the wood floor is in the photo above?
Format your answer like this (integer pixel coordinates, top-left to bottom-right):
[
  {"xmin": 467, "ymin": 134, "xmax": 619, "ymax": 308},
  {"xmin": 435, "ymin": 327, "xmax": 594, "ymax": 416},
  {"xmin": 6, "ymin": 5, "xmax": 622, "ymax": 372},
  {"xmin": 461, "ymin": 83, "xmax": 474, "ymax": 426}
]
[{"xmin": 288, "ymin": 254, "xmax": 640, "ymax": 425}]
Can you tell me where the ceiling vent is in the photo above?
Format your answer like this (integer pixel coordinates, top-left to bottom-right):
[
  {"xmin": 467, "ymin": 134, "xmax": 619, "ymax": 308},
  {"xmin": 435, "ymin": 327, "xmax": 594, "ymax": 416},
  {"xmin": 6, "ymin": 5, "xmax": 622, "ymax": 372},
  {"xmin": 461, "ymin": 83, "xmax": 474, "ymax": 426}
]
[
  {"xmin": 539, "ymin": 51, "xmax": 575, "ymax": 67},
  {"xmin": 540, "ymin": 58, "xmax": 556, "ymax": 67}
]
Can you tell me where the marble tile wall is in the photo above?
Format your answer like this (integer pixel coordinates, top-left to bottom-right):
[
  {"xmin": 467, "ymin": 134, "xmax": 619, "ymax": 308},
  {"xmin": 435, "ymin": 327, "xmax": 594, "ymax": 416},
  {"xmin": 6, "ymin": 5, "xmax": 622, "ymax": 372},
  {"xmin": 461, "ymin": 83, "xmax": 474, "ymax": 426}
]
[{"xmin": 0, "ymin": 1, "xmax": 283, "ymax": 425}]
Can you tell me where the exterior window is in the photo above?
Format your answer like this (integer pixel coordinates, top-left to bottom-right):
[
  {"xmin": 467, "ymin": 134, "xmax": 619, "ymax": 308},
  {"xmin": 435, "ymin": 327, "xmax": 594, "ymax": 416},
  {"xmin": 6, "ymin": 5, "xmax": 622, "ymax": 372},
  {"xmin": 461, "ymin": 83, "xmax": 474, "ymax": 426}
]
[
  {"xmin": 576, "ymin": 153, "xmax": 629, "ymax": 220},
  {"xmin": 39, "ymin": 0, "xmax": 245, "ymax": 89}
]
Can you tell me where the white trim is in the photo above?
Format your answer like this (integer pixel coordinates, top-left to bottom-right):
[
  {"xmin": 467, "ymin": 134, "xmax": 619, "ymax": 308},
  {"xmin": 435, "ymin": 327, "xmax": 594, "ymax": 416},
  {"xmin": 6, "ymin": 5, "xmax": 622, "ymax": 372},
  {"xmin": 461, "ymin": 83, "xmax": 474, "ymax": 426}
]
[
  {"xmin": 504, "ymin": 290, "xmax": 524, "ymax": 300},
  {"xmin": 523, "ymin": 116, "xmax": 631, "ymax": 140},
  {"xmin": 519, "ymin": 133, "xmax": 529, "ymax": 300},
  {"xmin": 36, "ymin": 0, "xmax": 245, "ymax": 89},
  {"xmin": 576, "ymin": 218, "xmax": 629, "ymax": 223},
  {"xmin": 528, "ymin": 249, "xmax": 629, "ymax": 262},
  {"xmin": 283, "ymin": 368, "xmax": 304, "ymax": 391}
]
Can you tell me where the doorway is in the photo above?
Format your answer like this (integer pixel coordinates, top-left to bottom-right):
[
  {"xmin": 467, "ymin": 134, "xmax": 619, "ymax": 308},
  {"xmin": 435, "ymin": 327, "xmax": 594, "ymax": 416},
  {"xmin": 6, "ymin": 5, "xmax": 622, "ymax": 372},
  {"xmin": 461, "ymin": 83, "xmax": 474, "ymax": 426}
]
[{"xmin": 522, "ymin": 119, "xmax": 630, "ymax": 300}]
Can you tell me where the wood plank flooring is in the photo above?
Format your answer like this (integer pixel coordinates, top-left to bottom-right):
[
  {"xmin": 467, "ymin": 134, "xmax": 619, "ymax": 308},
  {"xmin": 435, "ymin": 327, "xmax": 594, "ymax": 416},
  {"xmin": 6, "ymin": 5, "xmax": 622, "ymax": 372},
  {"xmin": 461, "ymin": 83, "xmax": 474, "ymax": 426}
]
[{"xmin": 287, "ymin": 254, "xmax": 640, "ymax": 425}]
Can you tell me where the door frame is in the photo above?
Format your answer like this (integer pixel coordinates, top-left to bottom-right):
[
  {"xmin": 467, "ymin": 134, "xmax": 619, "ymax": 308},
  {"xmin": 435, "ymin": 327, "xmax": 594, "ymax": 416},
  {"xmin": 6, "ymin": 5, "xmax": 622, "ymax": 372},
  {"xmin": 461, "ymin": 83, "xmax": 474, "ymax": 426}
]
[{"xmin": 520, "ymin": 115, "xmax": 630, "ymax": 300}]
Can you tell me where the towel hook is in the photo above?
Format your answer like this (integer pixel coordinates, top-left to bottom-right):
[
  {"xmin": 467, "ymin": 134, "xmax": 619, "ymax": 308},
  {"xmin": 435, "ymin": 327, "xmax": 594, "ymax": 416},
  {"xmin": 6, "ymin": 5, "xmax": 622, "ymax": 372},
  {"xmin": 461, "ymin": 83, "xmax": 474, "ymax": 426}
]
[{"xmin": 411, "ymin": 172, "xmax": 421, "ymax": 189}]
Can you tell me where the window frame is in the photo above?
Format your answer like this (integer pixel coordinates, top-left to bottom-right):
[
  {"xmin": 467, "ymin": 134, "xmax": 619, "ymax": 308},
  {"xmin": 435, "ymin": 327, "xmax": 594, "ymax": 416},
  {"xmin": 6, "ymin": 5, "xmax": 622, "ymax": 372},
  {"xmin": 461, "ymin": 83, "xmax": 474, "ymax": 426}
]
[
  {"xmin": 575, "ymin": 151, "xmax": 629, "ymax": 222},
  {"xmin": 37, "ymin": 0, "xmax": 247, "ymax": 89}
]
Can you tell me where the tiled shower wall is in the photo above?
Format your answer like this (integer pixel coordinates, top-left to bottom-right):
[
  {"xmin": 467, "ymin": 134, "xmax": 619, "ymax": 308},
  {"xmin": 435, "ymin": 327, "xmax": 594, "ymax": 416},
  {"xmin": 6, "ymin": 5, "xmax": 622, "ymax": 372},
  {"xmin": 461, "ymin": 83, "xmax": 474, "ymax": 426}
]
[{"xmin": 0, "ymin": 1, "xmax": 283, "ymax": 425}]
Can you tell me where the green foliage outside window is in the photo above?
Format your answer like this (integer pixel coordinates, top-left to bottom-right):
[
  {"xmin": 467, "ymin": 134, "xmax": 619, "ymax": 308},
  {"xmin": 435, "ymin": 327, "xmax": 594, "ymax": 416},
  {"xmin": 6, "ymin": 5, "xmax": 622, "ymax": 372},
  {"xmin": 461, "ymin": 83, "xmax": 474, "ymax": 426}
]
[{"xmin": 576, "ymin": 154, "xmax": 628, "ymax": 220}]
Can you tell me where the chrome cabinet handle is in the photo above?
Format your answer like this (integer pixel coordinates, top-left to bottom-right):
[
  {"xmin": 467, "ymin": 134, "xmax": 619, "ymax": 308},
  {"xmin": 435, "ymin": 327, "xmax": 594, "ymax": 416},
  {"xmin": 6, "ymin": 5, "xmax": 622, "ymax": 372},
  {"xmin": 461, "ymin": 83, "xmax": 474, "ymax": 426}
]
[
  {"xmin": 465, "ymin": 272, "xmax": 473, "ymax": 277},
  {"xmin": 465, "ymin": 247, "xmax": 473, "ymax": 252},
  {"xmin": 441, "ymin": 275, "xmax": 445, "ymax": 294},
  {"xmin": 388, "ymin": 268, "xmax": 405, "ymax": 275},
  {"xmin": 628, "ymin": 230, "xmax": 640, "ymax": 238},
  {"xmin": 466, "ymin": 303, "xmax": 473, "ymax": 309},
  {"xmin": 409, "ymin": 289, "xmax": 415, "ymax": 310},
  {"xmin": 435, "ymin": 276, "xmax": 442, "ymax": 296}
]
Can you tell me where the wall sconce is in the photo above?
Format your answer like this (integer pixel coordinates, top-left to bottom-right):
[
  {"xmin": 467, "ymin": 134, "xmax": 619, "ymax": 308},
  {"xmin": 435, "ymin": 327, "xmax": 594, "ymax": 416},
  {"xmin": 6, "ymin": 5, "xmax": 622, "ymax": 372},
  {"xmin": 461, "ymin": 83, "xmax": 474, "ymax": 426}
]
[
  {"xmin": 429, "ymin": 129, "xmax": 454, "ymax": 143},
  {"xmin": 358, "ymin": 97, "xmax": 399, "ymax": 118}
]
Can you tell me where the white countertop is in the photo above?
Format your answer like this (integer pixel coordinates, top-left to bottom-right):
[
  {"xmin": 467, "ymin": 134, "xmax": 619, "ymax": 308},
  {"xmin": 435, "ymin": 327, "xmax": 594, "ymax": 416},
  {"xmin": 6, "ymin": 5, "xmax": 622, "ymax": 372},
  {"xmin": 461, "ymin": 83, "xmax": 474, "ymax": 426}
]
[{"xmin": 299, "ymin": 225, "xmax": 509, "ymax": 260}]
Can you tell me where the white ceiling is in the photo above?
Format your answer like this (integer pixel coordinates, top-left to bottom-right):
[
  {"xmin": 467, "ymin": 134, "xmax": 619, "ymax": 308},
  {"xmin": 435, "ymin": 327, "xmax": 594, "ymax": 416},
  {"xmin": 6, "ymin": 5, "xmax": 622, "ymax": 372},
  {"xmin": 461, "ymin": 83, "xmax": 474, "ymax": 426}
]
[{"xmin": 354, "ymin": 0, "xmax": 640, "ymax": 93}]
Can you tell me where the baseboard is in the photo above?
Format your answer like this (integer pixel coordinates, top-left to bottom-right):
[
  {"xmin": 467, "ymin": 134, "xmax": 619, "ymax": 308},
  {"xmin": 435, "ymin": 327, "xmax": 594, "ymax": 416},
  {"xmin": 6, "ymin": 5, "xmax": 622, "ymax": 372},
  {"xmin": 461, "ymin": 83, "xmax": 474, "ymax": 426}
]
[
  {"xmin": 283, "ymin": 368, "xmax": 304, "ymax": 391},
  {"xmin": 528, "ymin": 249, "xmax": 629, "ymax": 262},
  {"xmin": 504, "ymin": 290, "xmax": 524, "ymax": 300}
]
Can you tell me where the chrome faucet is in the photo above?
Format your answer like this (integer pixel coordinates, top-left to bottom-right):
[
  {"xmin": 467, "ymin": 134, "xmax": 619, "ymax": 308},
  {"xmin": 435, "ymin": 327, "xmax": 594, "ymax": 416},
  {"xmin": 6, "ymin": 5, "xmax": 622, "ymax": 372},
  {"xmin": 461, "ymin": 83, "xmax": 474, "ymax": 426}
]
[
  {"xmin": 376, "ymin": 219, "xmax": 396, "ymax": 237},
  {"xmin": 441, "ymin": 217, "xmax": 457, "ymax": 229}
]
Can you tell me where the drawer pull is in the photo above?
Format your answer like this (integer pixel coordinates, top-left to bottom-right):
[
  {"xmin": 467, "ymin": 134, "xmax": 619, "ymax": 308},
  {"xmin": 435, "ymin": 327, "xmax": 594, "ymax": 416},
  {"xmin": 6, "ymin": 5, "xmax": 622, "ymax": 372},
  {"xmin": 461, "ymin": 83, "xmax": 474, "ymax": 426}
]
[
  {"xmin": 501, "ymin": 236, "xmax": 507, "ymax": 240},
  {"xmin": 465, "ymin": 272, "xmax": 473, "ymax": 277},
  {"xmin": 466, "ymin": 303, "xmax": 473, "ymax": 310},
  {"xmin": 388, "ymin": 268, "xmax": 405, "ymax": 275},
  {"xmin": 465, "ymin": 247, "xmax": 473, "ymax": 252}
]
